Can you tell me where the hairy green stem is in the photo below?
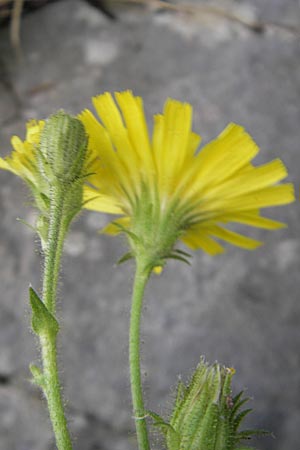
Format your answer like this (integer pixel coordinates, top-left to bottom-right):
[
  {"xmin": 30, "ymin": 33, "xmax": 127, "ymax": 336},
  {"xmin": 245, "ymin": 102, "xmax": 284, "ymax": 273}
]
[
  {"xmin": 43, "ymin": 185, "xmax": 66, "ymax": 314},
  {"xmin": 40, "ymin": 334, "xmax": 72, "ymax": 450},
  {"xmin": 40, "ymin": 184, "xmax": 73, "ymax": 450},
  {"xmin": 129, "ymin": 257, "xmax": 151, "ymax": 450}
]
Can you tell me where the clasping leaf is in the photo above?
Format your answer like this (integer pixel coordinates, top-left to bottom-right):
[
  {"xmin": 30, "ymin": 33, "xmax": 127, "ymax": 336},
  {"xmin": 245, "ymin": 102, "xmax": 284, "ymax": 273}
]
[{"xmin": 29, "ymin": 287, "xmax": 59, "ymax": 338}]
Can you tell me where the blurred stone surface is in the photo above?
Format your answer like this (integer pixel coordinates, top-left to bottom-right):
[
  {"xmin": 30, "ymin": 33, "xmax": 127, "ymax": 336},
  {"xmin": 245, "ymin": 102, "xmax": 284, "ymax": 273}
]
[{"xmin": 0, "ymin": 0, "xmax": 299, "ymax": 449}]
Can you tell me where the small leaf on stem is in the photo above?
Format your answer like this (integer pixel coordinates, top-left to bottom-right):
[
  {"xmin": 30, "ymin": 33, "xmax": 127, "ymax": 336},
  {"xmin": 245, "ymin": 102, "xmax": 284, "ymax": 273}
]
[{"xmin": 29, "ymin": 287, "xmax": 59, "ymax": 338}]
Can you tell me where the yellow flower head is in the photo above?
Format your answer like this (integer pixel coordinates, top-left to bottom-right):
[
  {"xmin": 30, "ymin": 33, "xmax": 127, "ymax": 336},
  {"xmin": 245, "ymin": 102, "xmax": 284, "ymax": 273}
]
[
  {"xmin": 0, "ymin": 120, "xmax": 46, "ymax": 193},
  {"xmin": 80, "ymin": 91, "xmax": 294, "ymax": 266}
]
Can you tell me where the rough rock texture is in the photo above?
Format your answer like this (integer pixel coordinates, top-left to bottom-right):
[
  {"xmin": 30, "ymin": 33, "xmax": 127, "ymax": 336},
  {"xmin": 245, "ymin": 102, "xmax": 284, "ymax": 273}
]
[{"xmin": 0, "ymin": 0, "xmax": 299, "ymax": 449}]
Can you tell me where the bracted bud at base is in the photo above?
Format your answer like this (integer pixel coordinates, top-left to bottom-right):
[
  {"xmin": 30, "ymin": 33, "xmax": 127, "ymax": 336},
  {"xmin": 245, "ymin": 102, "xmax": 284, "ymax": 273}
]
[{"xmin": 149, "ymin": 359, "xmax": 268, "ymax": 450}]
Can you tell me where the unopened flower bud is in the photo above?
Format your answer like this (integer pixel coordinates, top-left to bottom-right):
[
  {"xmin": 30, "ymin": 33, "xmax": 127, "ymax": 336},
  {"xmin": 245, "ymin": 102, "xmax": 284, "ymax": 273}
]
[
  {"xmin": 150, "ymin": 359, "xmax": 267, "ymax": 450},
  {"xmin": 39, "ymin": 111, "xmax": 88, "ymax": 183}
]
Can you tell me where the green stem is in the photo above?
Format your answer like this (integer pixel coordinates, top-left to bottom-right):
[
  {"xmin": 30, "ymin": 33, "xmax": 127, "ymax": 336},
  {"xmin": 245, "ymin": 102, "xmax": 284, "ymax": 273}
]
[
  {"xmin": 129, "ymin": 257, "xmax": 151, "ymax": 450},
  {"xmin": 41, "ymin": 334, "xmax": 72, "ymax": 450},
  {"xmin": 40, "ymin": 184, "xmax": 73, "ymax": 450},
  {"xmin": 43, "ymin": 185, "xmax": 66, "ymax": 314}
]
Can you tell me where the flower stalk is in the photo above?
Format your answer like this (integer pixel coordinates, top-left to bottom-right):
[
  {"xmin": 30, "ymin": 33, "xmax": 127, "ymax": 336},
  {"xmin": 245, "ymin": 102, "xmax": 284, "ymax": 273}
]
[
  {"xmin": 42, "ymin": 184, "xmax": 66, "ymax": 314},
  {"xmin": 129, "ymin": 257, "xmax": 152, "ymax": 450},
  {"xmin": 27, "ymin": 112, "xmax": 89, "ymax": 450},
  {"xmin": 40, "ymin": 332, "xmax": 73, "ymax": 450},
  {"xmin": 29, "ymin": 182, "xmax": 73, "ymax": 450},
  {"xmin": 39, "ymin": 182, "xmax": 72, "ymax": 450}
]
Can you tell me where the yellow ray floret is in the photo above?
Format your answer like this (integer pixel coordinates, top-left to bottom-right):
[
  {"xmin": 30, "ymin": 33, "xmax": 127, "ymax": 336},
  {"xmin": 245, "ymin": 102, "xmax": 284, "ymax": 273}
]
[
  {"xmin": 80, "ymin": 91, "xmax": 295, "ymax": 255},
  {"xmin": 0, "ymin": 120, "xmax": 45, "ymax": 189}
]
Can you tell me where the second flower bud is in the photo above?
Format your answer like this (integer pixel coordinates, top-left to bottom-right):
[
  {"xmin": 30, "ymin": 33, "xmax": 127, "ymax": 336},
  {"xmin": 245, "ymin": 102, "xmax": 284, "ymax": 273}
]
[{"xmin": 39, "ymin": 111, "xmax": 88, "ymax": 184}]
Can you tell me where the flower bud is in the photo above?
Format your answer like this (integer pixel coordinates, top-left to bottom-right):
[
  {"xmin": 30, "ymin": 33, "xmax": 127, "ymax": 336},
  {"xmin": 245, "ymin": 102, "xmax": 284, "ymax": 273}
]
[
  {"xmin": 39, "ymin": 111, "xmax": 88, "ymax": 183},
  {"xmin": 150, "ymin": 359, "xmax": 267, "ymax": 450}
]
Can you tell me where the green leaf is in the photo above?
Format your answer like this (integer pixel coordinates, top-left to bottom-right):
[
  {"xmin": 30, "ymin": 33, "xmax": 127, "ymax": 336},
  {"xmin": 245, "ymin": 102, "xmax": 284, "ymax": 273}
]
[
  {"xmin": 230, "ymin": 393, "xmax": 251, "ymax": 418},
  {"xmin": 117, "ymin": 252, "xmax": 134, "ymax": 265},
  {"xmin": 81, "ymin": 195, "xmax": 100, "ymax": 209},
  {"xmin": 16, "ymin": 217, "xmax": 37, "ymax": 233},
  {"xmin": 167, "ymin": 254, "xmax": 191, "ymax": 265},
  {"xmin": 166, "ymin": 427, "xmax": 181, "ymax": 450},
  {"xmin": 39, "ymin": 192, "xmax": 51, "ymax": 210},
  {"xmin": 29, "ymin": 287, "xmax": 59, "ymax": 338},
  {"xmin": 174, "ymin": 380, "xmax": 186, "ymax": 409},
  {"xmin": 173, "ymin": 249, "xmax": 192, "ymax": 258},
  {"xmin": 29, "ymin": 363, "xmax": 45, "ymax": 388},
  {"xmin": 233, "ymin": 409, "xmax": 253, "ymax": 431},
  {"xmin": 147, "ymin": 410, "xmax": 164, "ymax": 421},
  {"xmin": 237, "ymin": 429, "xmax": 270, "ymax": 439},
  {"xmin": 35, "ymin": 214, "xmax": 50, "ymax": 251},
  {"xmin": 147, "ymin": 410, "xmax": 180, "ymax": 448},
  {"xmin": 189, "ymin": 403, "xmax": 219, "ymax": 450}
]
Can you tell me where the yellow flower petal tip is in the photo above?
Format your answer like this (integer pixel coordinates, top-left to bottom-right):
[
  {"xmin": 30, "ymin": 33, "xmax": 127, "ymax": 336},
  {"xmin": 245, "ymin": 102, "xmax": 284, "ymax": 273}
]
[
  {"xmin": 0, "ymin": 120, "xmax": 44, "ymax": 186},
  {"xmin": 227, "ymin": 367, "xmax": 236, "ymax": 375},
  {"xmin": 79, "ymin": 91, "xmax": 295, "ymax": 263}
]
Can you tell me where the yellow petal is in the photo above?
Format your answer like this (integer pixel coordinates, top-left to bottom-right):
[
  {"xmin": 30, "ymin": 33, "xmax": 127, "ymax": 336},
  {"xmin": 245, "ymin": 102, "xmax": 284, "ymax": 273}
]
[
  {"xmin": 80, "ymin": 109, "xmax": 134, "ymax": 201},
  {"xmin": 115, "ymin": 91, "xmax": 155, "ymax": 178},
  {"xmin": 102, "ymin": 216, "xmax": 131, "ymax": 235},
  {"xmin": 11, "ymin": 135, "xmax": 25, "ymax": 153},
  {"xmin": 79, "ymin": 109, "xmax": 118, "ymax": 177},
  {"xmin": 152, "ymin": 114, "xmax": 164, "ymax": 173},
  {"xmin": 156, "ymin": 100, "xmax": 193, "ymax": 193},
  {"xmin": 1, "ymin": 138, "xmax": 36, "ymax": 183},
  {"xmin": 26, "ymin": 120, "xmax": 44, "ymax": 144},
  {"xmin": 209, "ymin": 225, "xmax": 262, "ymax": 250},
  {"xmin": 191, "ymin": 124, "xmax": 259, "ymax": 191},
  {"xmin": 92, "ymin": 92, "xmax": 140, "ymax": 181},
  {"xmin": 223, "ymin": 183, "xmax": 295, "ymax": 211},
  {"xmin": 217, "ymin": 210, "xmax": 287, "ymax": 230},
  {"xmin": 0, "ymin": 157, "xmax": 13, "ymax": 172},
  {"xmin": 192, "ymin": 183, "xmax": 295, "ymax": 216},
  {"xmin": 203, "ymin": 159, "xmax": 288, "ymax": 199},
  {"xmin": 182, "ymin": 228, "xmax": 225, "ymax": 255},
  {"xmin": 83, "ymin": 186, "xmax": 123, "ymax": 214},
  {"xmin": 187, "ymin": 132, "xmax": 202, "ymax": 159}
]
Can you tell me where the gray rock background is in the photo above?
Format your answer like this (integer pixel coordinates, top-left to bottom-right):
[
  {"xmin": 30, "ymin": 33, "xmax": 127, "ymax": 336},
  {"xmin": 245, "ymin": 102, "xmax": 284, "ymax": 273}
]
[{"xmin": 0, "ymin": 0, "xmax": 299, "ymax": 449}]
